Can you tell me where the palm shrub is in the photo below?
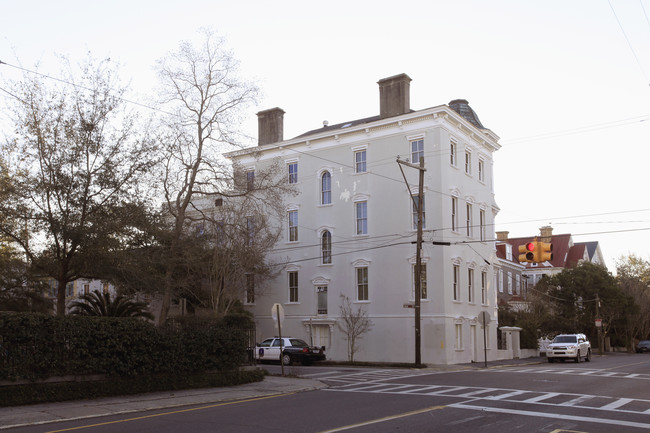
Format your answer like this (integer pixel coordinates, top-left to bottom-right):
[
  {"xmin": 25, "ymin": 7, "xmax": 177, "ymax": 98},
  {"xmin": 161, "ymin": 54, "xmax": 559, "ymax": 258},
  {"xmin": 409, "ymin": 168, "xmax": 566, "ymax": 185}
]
[{"xmin": 69, "ymin": 290, "xmax": 153, "ymax": 320}]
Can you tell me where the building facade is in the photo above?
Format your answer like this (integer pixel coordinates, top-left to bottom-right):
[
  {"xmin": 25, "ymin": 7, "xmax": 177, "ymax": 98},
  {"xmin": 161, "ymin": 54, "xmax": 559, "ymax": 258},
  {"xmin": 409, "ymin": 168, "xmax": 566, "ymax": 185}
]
[{"xmin": 226, "ymin": 74, "xmax": 502, "ymax": 364}]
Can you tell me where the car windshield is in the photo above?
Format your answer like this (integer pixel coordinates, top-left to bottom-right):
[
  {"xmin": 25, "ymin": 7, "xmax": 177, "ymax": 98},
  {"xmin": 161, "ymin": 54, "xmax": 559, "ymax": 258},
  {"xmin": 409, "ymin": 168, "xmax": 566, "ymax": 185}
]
[
  {"xmin": 639, "ymin": 341, "xmax": 650, "ymax": 347},
  {"xmin": 553, "ymin": 336, "xmax": 577, "ymax": 344},
  {"xmin": 289, "ymin": 339, "xmax": 309, "ymax": 347},
  {"xmin": 258, "ymin": 339, "xmax": 273, "ymax": 347}
]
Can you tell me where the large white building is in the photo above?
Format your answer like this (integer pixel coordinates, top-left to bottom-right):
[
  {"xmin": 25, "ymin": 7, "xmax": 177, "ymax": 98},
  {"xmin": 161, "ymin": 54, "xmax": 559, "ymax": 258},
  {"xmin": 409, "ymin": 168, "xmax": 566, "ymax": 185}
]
[{"xmin": 226, "ymin": 74, "xmax": 502, "ymax": 364}]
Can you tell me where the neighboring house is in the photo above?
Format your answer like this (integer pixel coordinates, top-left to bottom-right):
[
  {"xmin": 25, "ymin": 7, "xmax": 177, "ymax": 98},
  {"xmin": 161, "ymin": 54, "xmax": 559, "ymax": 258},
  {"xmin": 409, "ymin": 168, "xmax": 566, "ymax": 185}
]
[
  {"xmin": 494, "ymin": 232, "xmax": 528, "ymax": 310},
  {"xmin": 225, "ymin": 73, "xmax": 502, "ymax": 364},
  {"xmin": 497, "ymin": 226, "xmax": 605, "ymax": 288},
  {"xmin": 44, "ymin": 278, "xmax": 118, "ymax": 313}
]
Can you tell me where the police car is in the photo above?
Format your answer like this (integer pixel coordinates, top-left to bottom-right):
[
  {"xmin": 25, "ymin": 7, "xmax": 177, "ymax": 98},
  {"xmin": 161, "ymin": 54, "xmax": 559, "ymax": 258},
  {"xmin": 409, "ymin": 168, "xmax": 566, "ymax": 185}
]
[{"xmin": 255, "ymin": 337, "xmax": 326, "ymax": 366}]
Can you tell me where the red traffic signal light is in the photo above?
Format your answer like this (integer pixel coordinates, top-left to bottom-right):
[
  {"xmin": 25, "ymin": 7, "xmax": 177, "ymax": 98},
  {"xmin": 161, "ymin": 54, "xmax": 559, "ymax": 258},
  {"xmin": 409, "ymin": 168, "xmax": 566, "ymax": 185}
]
[{"xmin": 518, "ymin": 242, "xmax": 536, "ymax": 262}]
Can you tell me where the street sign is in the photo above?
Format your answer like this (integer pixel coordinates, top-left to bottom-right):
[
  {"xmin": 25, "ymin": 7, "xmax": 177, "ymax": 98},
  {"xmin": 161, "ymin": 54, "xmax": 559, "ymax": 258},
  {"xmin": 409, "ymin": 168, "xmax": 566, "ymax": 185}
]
[
  {"xmin": 595, "ymin": 319, "xmax": 602, "ymax": 328},
  {"xmin": 478, "ymin": 311, "xmax": 491, "ymax": 326},
  {"xmin": 271, "ymin": 303, "xmax": 285, "ymax": 328},
  {"xmin": 403, "ymin": 303, "xmax": 414, "ymax": 309}
]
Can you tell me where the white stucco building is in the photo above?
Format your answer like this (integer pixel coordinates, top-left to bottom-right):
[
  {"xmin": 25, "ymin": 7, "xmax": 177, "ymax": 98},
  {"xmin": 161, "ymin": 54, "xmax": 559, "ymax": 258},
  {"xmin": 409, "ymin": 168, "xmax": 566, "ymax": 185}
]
[{"xmin": 225, "ymin": 74, "xmax": 502, "ymax": 364}]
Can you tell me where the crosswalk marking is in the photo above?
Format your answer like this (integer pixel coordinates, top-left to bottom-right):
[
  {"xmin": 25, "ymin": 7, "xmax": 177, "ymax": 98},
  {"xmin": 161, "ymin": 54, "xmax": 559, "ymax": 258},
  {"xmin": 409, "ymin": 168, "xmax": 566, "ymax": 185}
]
[
  {"xmin": 487, "ymin": 367, "xmax": 650, "ymax": 381},
  {"xmin": 599, "ymin": 397, "xmax": 633, "ymax": 410},
  {"xmin": 521, "ymin": 392, "xmax": 561, "ymax": 403}
]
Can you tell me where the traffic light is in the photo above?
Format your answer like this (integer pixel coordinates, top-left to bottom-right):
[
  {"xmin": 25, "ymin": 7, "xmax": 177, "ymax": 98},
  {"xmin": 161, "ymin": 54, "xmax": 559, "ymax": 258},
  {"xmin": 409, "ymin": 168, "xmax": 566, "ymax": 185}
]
[
  {"xmin": 518, "ymin": 242, "xmax": 536, "ymax": 262},
  {"xmin": 538, "ymin": 241, "xmax": 553, "ymax": 262}
]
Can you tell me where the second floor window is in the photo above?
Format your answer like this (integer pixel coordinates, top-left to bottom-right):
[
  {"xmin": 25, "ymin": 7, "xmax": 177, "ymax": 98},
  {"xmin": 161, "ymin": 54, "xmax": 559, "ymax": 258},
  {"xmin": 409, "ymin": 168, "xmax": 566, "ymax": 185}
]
[
  {"xmin": 288, "ymin": 210, "xmax": 298, "ymax": 242},
  {"xmin": 451, "ymin": 197, "xmax": 458, "ymax": 232},
  {"xmin": 468, "ymin": 268, "xmax": 474, "ymax": 303},
  {"xmin": 466, "ymin": 203, "xmax": 473, "ymax": 237},
  {"xmin": 355, "ymin": 201, "xmax": 368, "ymax": 235},
  {"xmin": 453, "ymin": 264, "xmax": 460, "ymax": 301},
  {"xmin": 450, "ymin": 140, "xmax": 457, "ymax": 166},
  {"xmin": 412, "ymin": 194, "xmax": 425, "ymax": 230},
  {"xmin": 246, "ymin": 170, "xmax": 255, "ymax": 191},
  {"xmin": 465, "ymin": 151, "xmax": 471, "ymax": 174},
  {"xmin": 321, "ymin": 230, "xmax": 332, "ymax": 264},
  {"xmin": 289, "ymin": 271, "xmax": 299, "ymax": 303},
  {"xmin": 481, "ymin": 271, "xmax": 487, "ymax": 304},
  {"xmin": 357, "ymin": 267, "xmax": 369, "ymax": 301},
  {"xmin": 355, "ymin": 150, "xmax": 367, "ymax": 173},
  {"xmin": 480, "ymin": 209, "xmax": 486, "ymax": 241},
  {"xmin": 288, "ymin": 162, "xmax": 298, "ymax": 184},
  {"xmin": 321, "ymin": 172, "xmax": 331, "ymax": 205},
  {"xmin": 478, "ymin": 158, "xmax": 485, "ymax": 182}
]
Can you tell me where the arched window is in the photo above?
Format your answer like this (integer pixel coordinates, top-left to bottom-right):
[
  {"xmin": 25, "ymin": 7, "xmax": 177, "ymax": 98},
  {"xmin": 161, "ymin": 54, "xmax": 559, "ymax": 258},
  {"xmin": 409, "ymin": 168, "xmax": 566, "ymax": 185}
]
[
  {"xmin": 321, "ymin": 230, "xmax": 332, "ymax": 264},
  {"xmin": 321, "ymin": 172, "xmax": 331, "ymax": 205}
]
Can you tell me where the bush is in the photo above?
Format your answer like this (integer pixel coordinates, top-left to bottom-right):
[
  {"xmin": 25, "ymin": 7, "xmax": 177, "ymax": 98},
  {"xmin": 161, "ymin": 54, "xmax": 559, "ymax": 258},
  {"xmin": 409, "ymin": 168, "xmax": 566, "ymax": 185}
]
[{"xmin": 0, "ymin": 312, "xmax": 253, "ymax": 381}]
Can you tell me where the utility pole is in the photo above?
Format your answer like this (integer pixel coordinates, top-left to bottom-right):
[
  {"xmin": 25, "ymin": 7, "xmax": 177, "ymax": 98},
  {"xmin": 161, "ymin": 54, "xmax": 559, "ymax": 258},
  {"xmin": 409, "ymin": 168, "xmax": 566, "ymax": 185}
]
[
  {"xmin": 596, "ymin": 293, "xmax": 603, "ymax": 356},
  {"xmin": 397, "ymin": 156, "xmax": 425, "ymax": 367}
]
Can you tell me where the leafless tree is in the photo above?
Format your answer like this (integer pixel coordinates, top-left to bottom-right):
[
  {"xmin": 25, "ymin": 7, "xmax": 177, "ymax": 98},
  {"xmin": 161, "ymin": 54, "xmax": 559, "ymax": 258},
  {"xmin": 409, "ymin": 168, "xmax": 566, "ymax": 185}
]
[
  {"xmin": 617, "ymin": 254, "xmax": 650, "ymax": 350},
  {"xmin": 154, "ymin": 29, "xmax": 291, "ymax": 324},
  {"xmin": 338, "ymin": 294, "xmax": 373, "ymax": 362},
  {"xmin": 0, "ymin": 56, "xmax": 157, "ymax": 315}
]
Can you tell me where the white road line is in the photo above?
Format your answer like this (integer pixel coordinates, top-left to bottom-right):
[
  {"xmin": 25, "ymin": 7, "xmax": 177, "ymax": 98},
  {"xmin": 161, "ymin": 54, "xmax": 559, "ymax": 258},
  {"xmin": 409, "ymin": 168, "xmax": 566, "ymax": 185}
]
[
  {"xmin": 561, "ymin": 395, "xmax": 593, "ymax": 407},
  {"xmin": 521, "ymin": 392, "xmax": 561, "ymax": 403},
  {"xmin": 450, "ymin": 402, "xmax": 650, "ymax": 430},
  {"xmin": 488, "ymin": 390, "xmax": 528, "ymax": 400},
  {"xmin": 599, "ymin": 398, "xmax": 634, "ymax": 410}
]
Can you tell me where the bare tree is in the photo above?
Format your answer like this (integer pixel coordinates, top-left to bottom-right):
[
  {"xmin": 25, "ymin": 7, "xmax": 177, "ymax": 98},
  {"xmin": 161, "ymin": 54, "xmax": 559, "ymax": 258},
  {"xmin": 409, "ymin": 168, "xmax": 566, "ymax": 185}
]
[
  {"xmin": 0, "ymin": 56, "xmax": 157, "ymax": 315},
  {"xmin": 338, "ymin": 294, "xmax": 373, "ymax": 362},
  {"xmin": 154, "ymin": 29, "xmax": 291, "ymax": 324},
  {"xmin": 617, "ymin": 254, "xmax": 650, "ymax": 349}
]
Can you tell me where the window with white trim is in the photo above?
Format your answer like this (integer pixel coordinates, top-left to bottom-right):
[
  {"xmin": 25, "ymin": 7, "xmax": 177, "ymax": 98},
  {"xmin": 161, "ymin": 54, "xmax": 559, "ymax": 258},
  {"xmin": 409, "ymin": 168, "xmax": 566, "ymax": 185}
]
[
  {"xmin": 288, "ymin": 162, "xmax": 298, "ymax": 184},
  {"xmin": 321, "ymin": 230, "xmax": 332, "ymax": 264},
  {"xmin": 507, "ymin": 272, "xmax": 513, "ymax": 294},
  {"xmin": 411, "ymin": 138, "xmax": 424, "ymax": 164},
  {"xmin": 354, "ymin": 149, "xmax": 367, "ymax": 173},
  {"xmin": 466, "ymin": 203, "xmax": 473, "ymax": 237},
  {"xmin": 451, "ymin": 196, "xmax": 458, "ymax": 232},
  {"xmin": 450, "ymin": 140, "xmax": 457, "ymax": 166},
  {"xmin": 478, "ymin": 158, "xmax": 485, "ymax": 182},
  {"xmin": 412, "ymin": 193, "xmax": 425, "ymax": 230},
  {"xmin": 516, "ymin": 274, "xmax": 521, "ymax": 295},
  {"xmin": 468, "ymin": 268, "xmax": 474, "ymax": 303},
  {"xmin": 453, "ymin": 264, "xmax": 460, "ymax": 301},
  {"xmin": 355, "ymin": 201, "xmax": 368, "ymax": 235},
  {"xmin": 455, "ymin": 323, "xmax": 463, "ymax": 349},
  {"xmin": 356, "ymin": 266, "xmax": 369, "ymax": 301},
  {"xmin": 412, "ymin": 263, "xmax": 427, "ymax": 299},
  {"xmin": 321, "ymin": 171, "xmax": 331, "ymax": 205},
  {"xmin": 288, "ymin": 210, "xmax": 298, "ymax": 242},
  {"xmin": 289, "ymin": 271, "xmax": 299, "ymax": 303},
  {"xmin": 481, "ymin": 270, "xmax": 488, "ymax": 304},
  {"xmin": 464, "ymin": 150, "xmax": 471, "ymax": 175},
  {"xmin": 246, "ymin": 170, "xmax": 255, "ymax": 191},
  {"xmin": 479, "ymin": 209, "xmax": 486, "ymax": 241},
  {"xmin": 498, "ymin": 269, "xmax": 503, "ymax": 293}
]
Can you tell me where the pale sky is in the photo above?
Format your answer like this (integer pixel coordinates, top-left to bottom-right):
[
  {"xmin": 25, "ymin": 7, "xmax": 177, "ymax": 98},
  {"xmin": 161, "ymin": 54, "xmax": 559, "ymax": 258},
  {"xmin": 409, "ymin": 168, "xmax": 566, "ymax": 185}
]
[{"xmin": 2, "ymin": 0, "xmax": 650, "ymax": 272}]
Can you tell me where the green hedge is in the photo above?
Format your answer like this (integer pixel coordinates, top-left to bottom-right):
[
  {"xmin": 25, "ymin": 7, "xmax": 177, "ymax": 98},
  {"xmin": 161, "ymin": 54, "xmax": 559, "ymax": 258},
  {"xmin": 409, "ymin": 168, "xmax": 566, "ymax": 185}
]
[
  {"xmin": 0, "ymin": 369, "xmax": 265, "ymax": 407},
  {"xmin": 0, "ymin": 312, "xmax": 253, "ymax": 381}
]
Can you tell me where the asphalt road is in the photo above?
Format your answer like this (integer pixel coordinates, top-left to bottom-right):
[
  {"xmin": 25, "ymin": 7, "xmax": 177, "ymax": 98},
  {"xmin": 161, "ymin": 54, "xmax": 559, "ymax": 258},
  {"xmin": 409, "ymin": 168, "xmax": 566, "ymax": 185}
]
[{"xmin": 5, "ymin": 354, "xmax": 650, "ymax": 433}]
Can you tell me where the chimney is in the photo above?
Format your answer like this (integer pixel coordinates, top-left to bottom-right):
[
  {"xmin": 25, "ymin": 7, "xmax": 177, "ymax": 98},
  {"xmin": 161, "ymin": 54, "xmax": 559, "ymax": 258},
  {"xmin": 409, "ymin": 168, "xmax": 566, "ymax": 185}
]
[
  {"xmin": 257, "ymin": 107, "xmax": 285, "ymax": 146},
  {"xmin": 377, "ymin": 73, "xmax": 412, "ymax": 119},
  {"xmin": 495, "ymin": 231, "xmax": 509, "ymax": 242},
  {"xmin": 539, "ymin": 226, "xmax": 553, "ymax": 243}
]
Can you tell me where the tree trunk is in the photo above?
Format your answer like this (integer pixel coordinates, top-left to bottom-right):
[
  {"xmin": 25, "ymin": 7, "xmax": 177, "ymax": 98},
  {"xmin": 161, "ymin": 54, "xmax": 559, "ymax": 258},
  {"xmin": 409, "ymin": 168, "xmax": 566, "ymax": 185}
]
[{"xmin": 56, "ymin": 278, "xmax": 67, "ymax": 316}]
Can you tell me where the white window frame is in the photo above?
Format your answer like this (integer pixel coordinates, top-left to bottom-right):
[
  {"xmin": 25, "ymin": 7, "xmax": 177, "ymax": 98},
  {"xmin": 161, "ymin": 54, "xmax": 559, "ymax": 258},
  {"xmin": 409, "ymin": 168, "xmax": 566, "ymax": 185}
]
[
  {"xmin": 453, "ymin": 264, "xmax": 460, "ymax": 301},
  {"xmin": 450, "ymin": 140, "xmax": 457, "ymax": 166},
  {"xmin": 412, "ymin": 262, "xmax": 428, "ymax": 300},
  {"xmin": 481, "ymin": 270, "xmax": 488, "ymax": 305},
  {"xmin": 321, "ymin": 229, "xmax": 332, "ymax": 264},
  {"xmin": 288, "ymin": 270, "xmax": 299, "ymax": 303},
  {"xmin": 479, "ymin": 209, "xmax": 486, "ymax": 241},
  {"xmin": 411, "ymin": 192, "xmax": 425, "ymax": 230},
  {"xmin": 321, "ymin": 171, "xmax": 332, "ymax": 205},
  {"xmin": 478, "ymin": 158, "xmax": 485, "ymax": 183},
  {"xmin": 464, "ymin": 150, "xmax": 472, "ymax": 175},
  {"xmin": 498, "ymin": 269, "xmax": 503, "ymax": 293},
  {"xmin": 455, "ymin": 323, "xmax": 463, "ymax": 350},
  {"xmin": 468, "ymin": 267, "xmax": 474, "ymax": 304},
  {"xmin": 507, "ymin": 272, "xmax": 513, "ymax": 294},
  {"xmin": 288, "ymin": 160, "xmax": 298, "ymax": 184},
  {"xmin": 356, "ymin": 266, "xmax": 369, "ymax": 301},
  {"xmin": 288, "ymin": 209, "xmax": 298, "ymax": 242},
  {"xmin": 466, "ymin": 202, "xmax": 473, "ymax": 237},
  {"xmin": 410, "ymin": 138, "xmax": 424, "ymax": 164},
  {"xmin": 354, "ymin": 148, "xmax": 367, "ymax": 174},
  {"xmin": 355, "ymin": 200, "xmax": 368, "ymax": 235},
  {"xmin": 451, "ymin": 196, "xmax": 458, "ymax": 232}
]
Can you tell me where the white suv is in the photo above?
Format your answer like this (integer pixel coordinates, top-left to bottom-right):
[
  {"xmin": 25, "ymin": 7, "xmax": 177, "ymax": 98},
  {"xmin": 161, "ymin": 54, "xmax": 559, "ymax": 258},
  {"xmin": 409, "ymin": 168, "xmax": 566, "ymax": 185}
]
[{"xmin": 547, "ymin": 333, "xmax": 591, "ymax": 363}]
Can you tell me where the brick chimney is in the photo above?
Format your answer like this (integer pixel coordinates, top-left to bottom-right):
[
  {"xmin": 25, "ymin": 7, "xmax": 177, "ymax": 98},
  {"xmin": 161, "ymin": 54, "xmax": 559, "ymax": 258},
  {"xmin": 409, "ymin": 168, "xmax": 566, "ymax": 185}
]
[
  {"xmin": 257, "ymin": 107, "xmax": 285, "ymax": 146},
  {"xmin": 539, "ymin": 226, "xmax": 553, "ymax": 243},
  {"xmin": 495, "ymin": 231, "xmax": 509, "ymax": 241},
  {"xmin": 378, "ymin": 73, "xmax": 412, "ymax": 119}
]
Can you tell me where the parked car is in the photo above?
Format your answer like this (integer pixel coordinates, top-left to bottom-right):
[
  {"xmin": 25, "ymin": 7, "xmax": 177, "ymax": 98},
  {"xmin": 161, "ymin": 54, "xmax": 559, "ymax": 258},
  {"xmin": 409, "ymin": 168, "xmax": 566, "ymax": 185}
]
[
  {"xmin": 255, "ymin": 337, "xmax": 326, "ymax": 366},
  {"xmin": 546, "ymin": 333, "xmax": 591, "ymax": 363},
  {"xmin": 636, "ymin": 340, "xmax": 650, "ymax": 353}
]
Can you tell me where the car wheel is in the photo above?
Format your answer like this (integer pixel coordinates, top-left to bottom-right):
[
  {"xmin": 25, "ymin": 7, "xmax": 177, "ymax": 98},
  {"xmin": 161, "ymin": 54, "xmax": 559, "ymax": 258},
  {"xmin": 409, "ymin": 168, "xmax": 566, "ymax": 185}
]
[
  {"xmin": 547, "ymin": 357, "xmax": 554, "ymax": 363},
  {"xmin": 575, "ymin": 351, "xmax": 581, "ymax": 363},
  {"xmin": 282, "ymin": 354, "xmax": 292, "ymax": 365},
  {"xmin": 585, "ymin": 349, "xmax": 591, "ymax": 362}
]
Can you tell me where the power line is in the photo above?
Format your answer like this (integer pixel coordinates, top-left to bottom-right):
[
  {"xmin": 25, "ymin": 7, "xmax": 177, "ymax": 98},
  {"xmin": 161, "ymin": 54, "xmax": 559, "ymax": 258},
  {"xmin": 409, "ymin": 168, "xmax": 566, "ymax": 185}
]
[{"xmin": 608, "ymin": 0, "xmax": 650, "ymax": 85}]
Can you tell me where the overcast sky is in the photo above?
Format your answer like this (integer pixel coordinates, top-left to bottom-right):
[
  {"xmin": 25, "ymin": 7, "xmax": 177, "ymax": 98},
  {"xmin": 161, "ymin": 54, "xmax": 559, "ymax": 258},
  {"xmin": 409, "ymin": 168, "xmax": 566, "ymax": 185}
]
[{"xmin": 2, "ymin": 0, "xmax": 650, "ymax": 271}]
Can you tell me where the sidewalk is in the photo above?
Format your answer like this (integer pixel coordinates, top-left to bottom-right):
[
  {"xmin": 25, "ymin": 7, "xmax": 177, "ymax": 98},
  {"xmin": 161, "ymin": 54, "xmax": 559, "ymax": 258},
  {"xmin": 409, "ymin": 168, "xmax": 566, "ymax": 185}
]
[
  {"xmin": 0, "ymin": 375, "xmax": 327, "ymax": 430},
  {"xmin": 0, "ymin": 357, "xmax": 545, "ymax": 430}
]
